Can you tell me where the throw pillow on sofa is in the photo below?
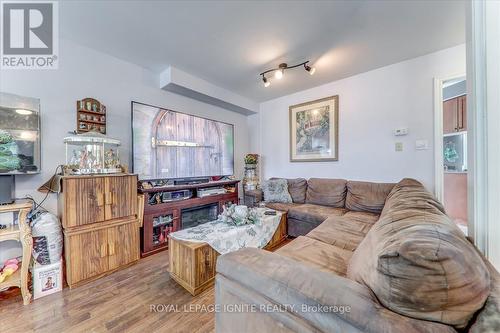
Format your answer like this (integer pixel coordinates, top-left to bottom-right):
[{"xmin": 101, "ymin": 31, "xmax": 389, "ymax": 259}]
[
  {"xmin": 270, "ymin": 177, "xmax": 307, "ymax": 203},
  {"xmin": 347, "ymin": 179, "xmax": 490, "ymax": 329},
  {"xmin": 262, "ymin": 179, "xmax": 292, "ymax": 203}
]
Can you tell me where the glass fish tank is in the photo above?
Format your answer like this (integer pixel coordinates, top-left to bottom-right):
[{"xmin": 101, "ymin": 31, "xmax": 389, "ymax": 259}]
[
  {"xmin": 64, "ymin": 132, "xmax": 122, "ymax": 175},
  {"xmin": 0, "ymin": 92, "xmax": 41, "ymax": 174}
]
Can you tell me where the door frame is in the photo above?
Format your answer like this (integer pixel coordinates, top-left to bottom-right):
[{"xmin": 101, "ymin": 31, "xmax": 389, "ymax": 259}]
[{"xmin": 433, "ymin": 73, "xmax": 466, "ymax": 203}]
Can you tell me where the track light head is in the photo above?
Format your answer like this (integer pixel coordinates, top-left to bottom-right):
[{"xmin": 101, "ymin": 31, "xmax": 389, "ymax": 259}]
[
  {"xmin": 262, "ymin": 76, "xmax": 270, "ymax": 87},
  {"xmin": 274, "ymin": 69, "xmax": 283, "ymax": 79},
  {"xmin": 305, "ymin": 64, "xmax": 316, "ymax": 75},
  {"xmin": 275, "ymin": 63, "xmax": 287, "ymax": 79}
]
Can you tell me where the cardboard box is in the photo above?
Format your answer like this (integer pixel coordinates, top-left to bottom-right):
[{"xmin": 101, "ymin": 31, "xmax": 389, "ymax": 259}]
[{"xmin": 32, "ymin": 260, "xmax": 63, "ymax": 299}]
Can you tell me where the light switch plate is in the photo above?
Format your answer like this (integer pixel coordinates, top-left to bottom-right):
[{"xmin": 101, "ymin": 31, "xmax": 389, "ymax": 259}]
[
  {"xmin": 415, "ymin": 140, "xmax": 429, "ymax": 150},
  {"xmin": 395, "ymin": 142, "xmax": 403, "ymax": 152}
]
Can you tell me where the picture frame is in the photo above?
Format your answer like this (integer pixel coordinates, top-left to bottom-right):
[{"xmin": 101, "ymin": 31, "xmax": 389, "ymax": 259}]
[{"xmin": 289, "ymin": 95, "xmax": 339, "ymax": 162}]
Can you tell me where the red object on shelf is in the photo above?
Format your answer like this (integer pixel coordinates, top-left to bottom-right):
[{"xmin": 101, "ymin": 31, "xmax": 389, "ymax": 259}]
[{"xmin": 159, "ymin": 227, "xmax": 165, "ymax": 244}]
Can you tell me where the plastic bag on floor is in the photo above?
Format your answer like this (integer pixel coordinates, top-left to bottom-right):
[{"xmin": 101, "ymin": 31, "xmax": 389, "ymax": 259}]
[{"xmin": 31, "ymin": 212, "xmax": 63, "ymax": 265}]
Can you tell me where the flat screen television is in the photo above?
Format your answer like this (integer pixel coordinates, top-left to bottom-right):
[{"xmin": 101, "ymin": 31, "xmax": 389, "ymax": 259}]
[
  {"xmin": 0, "ymin": 92, "xmax": 41, "ymax": 174},
  {"xmin": 132, "ymin": 101, "xmax": 234, "ymax": 181}
]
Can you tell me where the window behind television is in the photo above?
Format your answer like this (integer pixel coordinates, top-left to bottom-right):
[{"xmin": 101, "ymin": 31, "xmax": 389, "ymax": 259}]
[{"xmin": 132, "ymin": 102, "xmax": 234, "ymax": 180}]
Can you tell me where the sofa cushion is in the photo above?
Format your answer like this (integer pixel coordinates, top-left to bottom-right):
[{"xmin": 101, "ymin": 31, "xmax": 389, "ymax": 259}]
[
  {"xmin": 381, "ymin": 178, "xmax": 446, "ymax": 217},
  {"xmin": 307, "ymin": 213, "xmax": 378, "ymax": 251},
  {"xmin": 288, "ymin": 203, "xmax": 347, "ymax": 225},
  {"xmin": 469, "ymin": 251, "xmax": 500, "ymax": 333},
  {"xmin": 347, "ymin": 179, "xmax": 490, "ymax": 328},
  {"xmin": 342, "ymin": 210, "xmax": 380, "ymax": 225},
  {"xmin": 346, "ymin": 181, "xmax": 394, "ymax": 213},
  {"xmin": 264, "ymin": 202, "xmax": 300, "ymax": 212},
  {"xmin": 262, "ymin": 178, "xmax": 292, "ymax": 203},
  {"xmin": 306, "ymin": 178, "xmax": 347, "ymax": 207},
  {"xmin": 287, "ymin": 178, "xmax": 307, "ymax": 203},
  {"xmin": 270, "ymin": 177, "xmax": 307, "ymax": 203},
  {"xmin": 277, "ymin": 236, "xmax": 353, "ymax": 276}
]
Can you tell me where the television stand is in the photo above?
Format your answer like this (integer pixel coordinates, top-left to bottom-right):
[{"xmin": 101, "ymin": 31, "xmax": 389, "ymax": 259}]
[{"xmin": 138, "ymin": 179, "xmax": 240, "ymax": 257}]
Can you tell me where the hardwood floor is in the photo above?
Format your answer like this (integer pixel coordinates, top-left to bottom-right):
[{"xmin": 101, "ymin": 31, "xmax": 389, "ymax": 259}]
[{"xmin": 1, "ymin": 252, "xmax": 216, "ymax": 333}]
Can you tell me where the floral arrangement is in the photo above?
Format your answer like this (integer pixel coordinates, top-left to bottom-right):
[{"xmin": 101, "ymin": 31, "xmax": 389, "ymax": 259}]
[
  {"xmin": 218, "ymin": 204, "xmax": 261, "ymax": 226},
  {"xmin": 244, "ymin": 153, "xmax": 259, "ymax": 165}
]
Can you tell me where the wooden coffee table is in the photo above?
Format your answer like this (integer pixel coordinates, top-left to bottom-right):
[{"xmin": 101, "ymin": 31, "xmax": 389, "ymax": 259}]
[{"xmin": 168, "ymin": 212, "xmax": 287, "ymax": 296}]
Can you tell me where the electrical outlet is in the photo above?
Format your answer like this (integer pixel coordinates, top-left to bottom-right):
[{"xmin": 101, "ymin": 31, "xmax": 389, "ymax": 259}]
[{"xmin": 395, "ymin": 142, "xmax": 403, "ymax": 152}]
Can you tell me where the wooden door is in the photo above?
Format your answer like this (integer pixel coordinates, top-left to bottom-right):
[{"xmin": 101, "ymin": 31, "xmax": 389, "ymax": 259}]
[
  {"xmin": 65, "ymin": 229, "xmax": 108, "ymax": 286},
  {"xmin": 458, "ymin": 95, "xmax": 467, "ymax": 131},
  {"xmin": 104, "ymin": 175, "xmax": 137, "ymax": 220},
  {"xmin": 62, "ymin": 177, "xmax": 105, "ymax": 228},
  {"xmin": 443, "ymin": 98, "xmax": 458, "ymax": 134},
  {"xmin": 108, "ymin": 221, "xmax": 140, "ymax": 270}
]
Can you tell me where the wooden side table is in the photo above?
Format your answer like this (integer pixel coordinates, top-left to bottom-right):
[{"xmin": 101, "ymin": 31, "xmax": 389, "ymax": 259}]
[{"xmin": 0, "ymin": 201, "xmax": 33, "ymax": 305}]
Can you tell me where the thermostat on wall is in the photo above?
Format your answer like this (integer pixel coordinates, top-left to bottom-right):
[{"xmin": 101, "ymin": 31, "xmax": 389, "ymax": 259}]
[{"xmin": 394, "ymin": 127, "xmax": 408, "ymax": 136}]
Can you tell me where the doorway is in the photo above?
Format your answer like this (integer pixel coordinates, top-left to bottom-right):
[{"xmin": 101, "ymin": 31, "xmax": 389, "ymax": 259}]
[{"xmin": 434, "ymin": 75, "xmax": 468, "ymax": 235}]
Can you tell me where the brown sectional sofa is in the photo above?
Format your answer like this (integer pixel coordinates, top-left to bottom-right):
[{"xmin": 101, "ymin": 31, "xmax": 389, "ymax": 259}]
[
  {"xmin": 246, "ymin": 178, "xmax": 394, "ymax": 237},
  {"xmin": 215, "ymin": 178, "xmax": 500, "ymax": 332}
]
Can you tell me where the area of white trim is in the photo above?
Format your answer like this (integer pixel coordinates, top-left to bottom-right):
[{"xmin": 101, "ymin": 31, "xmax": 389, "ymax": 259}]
[
  {"xmin": 466, "ymin": 0, "xmax": 500, "ymax": 270},
  {"xmin": 160, "ymin": 66, "xmax": 259, "ymax": 115},
  {"xmin": 433, "ymin": 73, "xmax": 465, "ymax": 204},
  {"xmin": 484, "ymin": 0, "xmax": 500, "ymax": 269}
]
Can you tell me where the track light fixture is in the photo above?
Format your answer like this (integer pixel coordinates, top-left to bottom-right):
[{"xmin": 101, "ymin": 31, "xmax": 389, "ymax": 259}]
[{"xmin": 260, "ymin": 61, "xmax": 316, "ymax": 87}]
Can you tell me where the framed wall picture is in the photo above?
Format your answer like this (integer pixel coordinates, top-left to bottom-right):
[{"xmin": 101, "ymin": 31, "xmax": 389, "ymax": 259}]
[{"xmin": 289, "ymin": 95, "xmax": 339, "ymax": 162}]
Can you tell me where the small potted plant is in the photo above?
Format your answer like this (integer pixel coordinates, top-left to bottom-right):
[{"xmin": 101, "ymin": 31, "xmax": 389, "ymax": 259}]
[
  {"xmin": 243, "ymin": 154, "xmax": 259, "ymax": 191},
  {"xmin": 244, "ymin": 154, "xmax": 259, "ymax": 168}
]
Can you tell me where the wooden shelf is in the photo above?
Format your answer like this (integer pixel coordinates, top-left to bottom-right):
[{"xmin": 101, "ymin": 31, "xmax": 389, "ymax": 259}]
[
  {"xmin": 0, "ymin": 200, "xmax": 32, "ymax": 304},
  {"xmin": 78, "ymin": 119, "xmax": 106, "ymax": 125},
  {"xmin": 0, "ymin": 263, "xmax": 21, "ymax": 290},
  {"xmin": 0, "ymin": 201, "xmax": 32, "ymax": 213},
  {"xmin": 139, "ymin": 179, "xmax": 239, "ymax": 193},
  {"xmin": 77, "ymin": 98, "xmax": 106, "ymax": 134},
  {"xmin": 0, "ymin": 225, "xmax": 20, "ymax": 242},
  {"xmin": 77, "ymin": 108, "xmax": 106, "ymax": 115}
]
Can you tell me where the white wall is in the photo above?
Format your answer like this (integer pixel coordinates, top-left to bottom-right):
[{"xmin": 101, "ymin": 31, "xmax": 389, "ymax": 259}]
[
  {"xmin": 250, "ymin": 44, "xmax": 466, "ymax": 190},
  {"xmin": 0, "ymin": 38, "xmax": 250, "ymax": 261}
]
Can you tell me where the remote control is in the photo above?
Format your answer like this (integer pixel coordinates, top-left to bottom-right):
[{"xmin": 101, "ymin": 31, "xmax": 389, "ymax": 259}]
[{"xmin": 264, "ymin": 210, "xmax": 277, "ymax": 215}]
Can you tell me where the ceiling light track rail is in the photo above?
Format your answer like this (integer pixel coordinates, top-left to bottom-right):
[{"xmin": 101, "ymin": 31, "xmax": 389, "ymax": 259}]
[{"xmin": 260, "ymin": 60, "xmax": 316, "ymax": 87}]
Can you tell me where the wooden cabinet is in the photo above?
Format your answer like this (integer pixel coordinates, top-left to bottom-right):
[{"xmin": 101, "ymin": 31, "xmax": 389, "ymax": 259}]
[
  {"xmin": 107, "ymin": 221, "xmax": 140, "ymax": 270},
  {"xmin": 458, "ymin": 95, "xmax": 467, "ymax": 130},
  {"xmin": 104, "ymin": 176, "xmax": 137, "ymax": 220},
  {"xmin": 65, "ymin": 228, "xmax": 109, "ymax": 284},
  {"xmin": 59, "ymin": 174, "xmax": 140, "ymax": 288},
  {"xmin": 140, "ymin": 180, "xmax": 239, "ymax": 257},
  {"xmin": 443, "ymin": 95, "xmax": 467, "ymax": 134},
  {"xmin": 60, "ymin": 175, "xmax": 136, "ymax": 228}
]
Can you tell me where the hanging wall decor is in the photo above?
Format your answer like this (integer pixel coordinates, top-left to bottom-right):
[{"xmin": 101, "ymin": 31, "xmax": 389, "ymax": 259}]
[
  {"xmin": 76, "ymin": 98, "xmax": 106, "ymax": 134},
  {"xmin": 289, "ymin": 95, "xmax": 339, "ymax": 162}
]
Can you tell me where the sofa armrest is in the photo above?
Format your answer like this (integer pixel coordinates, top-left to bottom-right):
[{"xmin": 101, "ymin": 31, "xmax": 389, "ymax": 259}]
[
  {"xmin": 243, "ymin": 189, "xmax": 263, "ymax": 207},
  {"xmin": 216, "ymin": 248, "xmax": 456, "ymax": 333}
]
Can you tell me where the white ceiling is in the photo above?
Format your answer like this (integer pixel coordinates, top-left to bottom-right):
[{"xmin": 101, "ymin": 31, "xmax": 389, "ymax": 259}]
[{"xmin": 60, "ymin": 0, "xmax": 466, "ymax": 102}]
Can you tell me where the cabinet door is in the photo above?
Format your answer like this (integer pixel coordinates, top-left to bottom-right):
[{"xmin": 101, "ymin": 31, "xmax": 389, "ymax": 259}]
[
  {"xmin": 62, "ymin": 177, "xmax": 105, "ymax": 228},
  {"xmin": 443, "ymin": 98, "xmax": 458, "ymax": 134},
  {"xmin": 107, "ymin": 221, "xmax": 140, "ymax": 270},
  {"xmin": 458, "ymin": 95, "xmax": 467, "ymax": 131},
  {"xmin": 104, "ymin": 175, "xmax": 138, "ymax": 220},
  {"xmin": 65, "ymin": 229, "xmax": 108, "ymax": 286}
]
